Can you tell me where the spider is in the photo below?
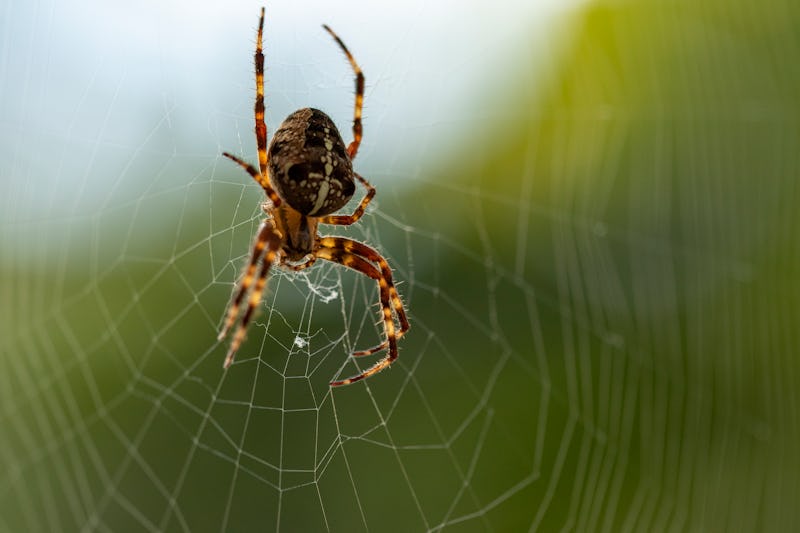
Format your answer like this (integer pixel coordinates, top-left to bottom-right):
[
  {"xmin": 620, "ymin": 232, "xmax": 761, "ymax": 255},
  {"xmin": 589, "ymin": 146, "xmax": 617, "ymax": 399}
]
[{"xmin": 217, "ymin": 7, "xmax": 409, "ymax": 386}]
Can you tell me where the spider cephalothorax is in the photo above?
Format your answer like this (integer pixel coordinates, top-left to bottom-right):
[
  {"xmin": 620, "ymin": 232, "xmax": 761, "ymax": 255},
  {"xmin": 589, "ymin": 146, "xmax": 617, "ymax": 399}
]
[{"xmin": 217, "ymin": 8, "xmax": 409, "ymax": 386}]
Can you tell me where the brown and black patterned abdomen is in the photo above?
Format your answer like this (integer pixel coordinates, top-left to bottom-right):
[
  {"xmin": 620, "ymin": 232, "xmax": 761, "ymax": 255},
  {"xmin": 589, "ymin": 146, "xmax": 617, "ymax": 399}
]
[{"xmin": 267, "ymin": 108, "xmax": 355, "ymax": 216}]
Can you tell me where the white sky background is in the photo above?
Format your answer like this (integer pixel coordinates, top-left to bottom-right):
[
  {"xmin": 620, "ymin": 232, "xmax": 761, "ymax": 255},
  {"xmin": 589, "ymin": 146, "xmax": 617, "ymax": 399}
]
[{"xmin": 0, "ymin": 0, "xmax": 583, "ymax": 228}]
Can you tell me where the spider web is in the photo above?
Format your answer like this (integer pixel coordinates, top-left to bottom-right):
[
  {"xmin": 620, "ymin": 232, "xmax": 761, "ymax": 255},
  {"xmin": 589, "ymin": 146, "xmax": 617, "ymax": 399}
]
[{"xmin": 2, "ymin": 0, "xmax": 799, "ymax": 531}]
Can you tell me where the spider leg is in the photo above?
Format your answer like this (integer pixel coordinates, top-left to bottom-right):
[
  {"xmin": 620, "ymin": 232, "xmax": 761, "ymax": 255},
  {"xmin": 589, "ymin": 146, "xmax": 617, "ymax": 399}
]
[
  {"xmin": 322, "ymin": 24, "xmax": 364, "ymax": 160},
  {"xmin": 222, "ymin": 152, "xmax": 281, "ymax": 207},
  {"xmin": 350, "ymin": 290, "xmax": 408, "ymax": 356},
  {"xmin": 315, "ymin": 245, "xmax": 396, "ymax": 386},
  {"xmin": 317, "ymin": 237, "xmax": 409, "ymax": 386},
  {"xmin": 254, "ymin": 7, "xmax": 268, "ymax": 176},
  {"xmin": 220, "ymin": 9, "xmax": 279, "ymax": 207},
  {"xmin": 218, "ymin": 220, "xmax": 273, "ymax": 340},
  {"xmin": 346, "ymin": 284, "xmax": 409, "ymax": 356},
  {"xmin": 323, "ymin": 237, "xmax": 409, "ymax": 334},
  {"xmin": 319, "ymin": 173, "xmax": 375, "ymax": 226},
  {"xmin": 219, "ymin": 219, "xmax": 282, "ymax": 369},
  {"xmin": 321, "ymin": 237, "xmax": 409, "ymax": 356}
]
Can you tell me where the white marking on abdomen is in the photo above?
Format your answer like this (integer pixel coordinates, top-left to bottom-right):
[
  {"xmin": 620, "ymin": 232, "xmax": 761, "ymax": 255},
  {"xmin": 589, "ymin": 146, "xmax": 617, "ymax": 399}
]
[{"xmin": 309, "ymin": 180, "xmax": 330, "ymax": 215}]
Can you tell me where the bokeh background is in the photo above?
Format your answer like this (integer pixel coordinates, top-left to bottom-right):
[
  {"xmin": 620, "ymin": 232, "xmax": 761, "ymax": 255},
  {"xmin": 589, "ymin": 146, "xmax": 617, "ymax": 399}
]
[{"xmin": 2, "ymin": 0, "xmax": 799, "ymax": 531}]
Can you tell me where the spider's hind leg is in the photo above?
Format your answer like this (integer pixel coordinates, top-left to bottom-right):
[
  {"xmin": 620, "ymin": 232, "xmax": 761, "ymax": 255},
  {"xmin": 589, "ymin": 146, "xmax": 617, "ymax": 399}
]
[{"xmin": 316, "ymin": 237, "xmax": 409, "ymax": 386}]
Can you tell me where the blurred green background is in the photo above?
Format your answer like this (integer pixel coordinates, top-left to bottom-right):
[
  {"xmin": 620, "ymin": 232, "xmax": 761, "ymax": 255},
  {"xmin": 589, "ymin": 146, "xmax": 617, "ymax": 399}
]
[{"xmin": 2, "ymin": 0, "xmax": 799, "ymax": 531}]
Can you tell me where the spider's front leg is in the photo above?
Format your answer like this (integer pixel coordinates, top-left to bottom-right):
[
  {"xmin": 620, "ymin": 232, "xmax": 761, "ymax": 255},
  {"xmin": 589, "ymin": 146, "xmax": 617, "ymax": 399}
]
[
  {"xmin": 219, "ymin": 219, "xmax": 282, "ymax": 368},
  {"xmin": 222, "ymin": 152, "xmax": 282, "ymax": 207},
  {"xmin": 219, "ymin": 8, "xmax": 279, "ymax": 209},
  {"xmin": 319, "ymin": 173, "xmax": 375, "ymax": 226},
  {"xmin": 322, "ymin": 24, "xmax": 364, "ymax": 160},
  {"xmin": 254, "ymin": 6, "xmax": 269, "ymax": 175}
]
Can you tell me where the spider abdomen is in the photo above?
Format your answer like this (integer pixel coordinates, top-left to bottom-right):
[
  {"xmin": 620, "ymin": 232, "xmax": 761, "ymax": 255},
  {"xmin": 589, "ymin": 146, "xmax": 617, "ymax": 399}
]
[{"xmin": 268, "ymin": 107, "xmax": 355, "ymax": 216}]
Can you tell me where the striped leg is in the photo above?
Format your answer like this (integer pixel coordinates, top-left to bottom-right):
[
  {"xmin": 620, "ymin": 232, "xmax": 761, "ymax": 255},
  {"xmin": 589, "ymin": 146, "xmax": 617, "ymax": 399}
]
[
  {"xmin": 317, "ymin": 237, "xmax": 409, "ymax": 386},
  {"xmin": 254, "ymin": 7, "xmax": 268, "ymax": 175},
  {"xmin": 323, "ymin": 237, "xmax": 409, "ymax": 355},
  {"xmin": 222, "ymin": 152, "xmax": 281, "ymax": 207},
  {"xmin": 319, "ymin": 173, "xmax": 375, "ymax": 226},
  {"xmin": 221, "ymin": 8, "xmax": 279, "ymax": 205},
  {"xmin": 219, "ymin": 219, "xmax": 282, "ymax": 368},
  {"xmin": 322, "ymin": 24, "xmax": 364, "ymax": 160}
]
